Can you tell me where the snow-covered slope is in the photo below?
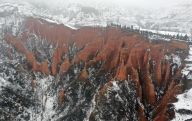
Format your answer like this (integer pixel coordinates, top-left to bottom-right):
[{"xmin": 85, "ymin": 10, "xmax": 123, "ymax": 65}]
[
  {"xmin": 1, "ymin": 0, "xmax": 192, "ymax": 121},
  {"xmin": 149, "ymin": 0, "xmax": 192, "ymax": 34},
  {"xmin": 173, "ymin": 45, "xmax": 192, "ymax": 121},
  {"xmin": 0, "ymin": 0, "xmax": 192, "ymax": 34},
  {"xmin": 173, "ymin": 89, "xmax": 192, "ymax": 121}
]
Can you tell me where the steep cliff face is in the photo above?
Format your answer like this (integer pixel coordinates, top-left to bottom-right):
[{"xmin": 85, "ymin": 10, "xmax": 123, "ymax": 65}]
[{"xmin": 2, "ymin": 18, "xmax": 189, "ymax": 121}]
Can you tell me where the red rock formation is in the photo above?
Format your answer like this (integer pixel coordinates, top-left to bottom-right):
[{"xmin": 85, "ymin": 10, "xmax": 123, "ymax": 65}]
[
  {"xmin": 162, "ymin": 60, "xmax": 170, "ymax": 87},
  {"xmin": 138, "ymin": 105, "xmax": 147, "ymax": 121},
  {"xmin": 115, "ymin": 60, "xmax": 127, "ymax": 81},
  {"xmin": 4, "ymin": 17, "xmax": 189, "ymax": 121},
  {"xmin": 79, "ymin": 67, "xmax": 89, "ymax": 81},
  {"xmin": 155, "ymin": 60, "xmax": 162, "ymax": 86},
  {"xmin": 41, "ymin": 60, "xmax": 49, "ymax": 75},
  {"xmin": 51, "ymin": 48, "xmax": 64, "ymax": 75},
  {"xmin": 73, "ymin": 37, "xmax": 104, "ymax": 63},
  {"xmin": 5, "ymin": 33, "xmax": 28, "ymax": 54},
  {"xmin": 130, "ymin": 67, "xmax": 142, "ymax": 98},
  {"xmin": 59, "ymin": 58, "xmax": 71, "ymax": 75},
  {"xmin": 154, "ymin": 80, "xmax": 182, "ymax": 120},
  {"xmin": 24, "ymin": 18, "xmax": 73, "ymax": 47},
  {"xmin": 58, "ymin": 88, "xmax": 65, "ymax": 105}
]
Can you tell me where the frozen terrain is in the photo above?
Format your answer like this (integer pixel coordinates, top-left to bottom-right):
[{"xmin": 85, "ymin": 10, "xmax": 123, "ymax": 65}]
[
  {"xmin": 173, "ymin": 89, "xmax": 192, "ymax": 121},
  {"xmin": 0, "ymin": 0, "xmax": 192, "ymax": 34},
  {"xmin": 0, "ymin": 0, "xmax": 192, "ymax": 121},
  {"xmin": 173, "ymin": 45, "xmax": 192, "ymax": 121}
]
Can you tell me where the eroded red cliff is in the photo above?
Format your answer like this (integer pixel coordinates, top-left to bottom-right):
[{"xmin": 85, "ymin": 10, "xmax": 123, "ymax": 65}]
[{"xmin": 4, "ymin": 17, "xmax": 189, "ymax": 121}]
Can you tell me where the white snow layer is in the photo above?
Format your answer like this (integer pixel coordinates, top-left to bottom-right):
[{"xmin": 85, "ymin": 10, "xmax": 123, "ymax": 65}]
[
  {"xmin": 0, "ymin": 76, "xmax": 10, "ymax": 91},
  {"xmin": 173, "ymin": 46, "xmax": 192, "ymax": 121},
  {"xmin": 172, "ymin": 89, "xmax": 192, "ymax": 121}
]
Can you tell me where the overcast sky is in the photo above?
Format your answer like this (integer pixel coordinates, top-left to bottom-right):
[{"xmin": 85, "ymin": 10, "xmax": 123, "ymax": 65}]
[
  {"xmin": 38, "ymin": 0, "xmax": 179, "ymax": 7},
  {"xmin": 76, "ymin": 0, "xmax": 179, "ymax": 7},
  {"xmin": 2, "ymin": 0, "xmax": 187, "ymax": 9}
]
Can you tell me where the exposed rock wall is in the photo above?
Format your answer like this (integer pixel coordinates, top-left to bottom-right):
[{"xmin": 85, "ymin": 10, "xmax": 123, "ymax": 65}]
[{"xmin": 4, "ymin": 17, "xmax": 189, "ymax": 121}]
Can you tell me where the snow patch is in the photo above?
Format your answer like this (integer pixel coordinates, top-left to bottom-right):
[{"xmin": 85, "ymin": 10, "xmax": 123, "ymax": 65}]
[
  {"xmin": 173, "ymin": 46, "xmax": 192, "ymax": 121},
  {"xmin": 112, "ymin": 81, "xmax": 120, "ymax": 91},
  {"xmin": 172, "ymin": 54, "xmax": 181, "ymax": 67},
  {"xmin": 172, "ymin": 89, "xmax": 192, "ymax": 121},
  {"xmin": 0, "ymin": 76, "xmax": 10, "ymax": 91}
]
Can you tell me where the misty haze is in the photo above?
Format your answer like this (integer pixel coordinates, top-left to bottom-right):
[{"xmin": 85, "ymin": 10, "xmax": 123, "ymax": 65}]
[{"xmin": 0, "ymin": 0, "xmax": 192, "ymax": 121}]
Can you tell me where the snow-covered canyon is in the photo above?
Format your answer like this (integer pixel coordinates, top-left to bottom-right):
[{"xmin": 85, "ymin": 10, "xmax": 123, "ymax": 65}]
[{"xmin": 0, "ymin": 0, "xmax": 192, "ymax": 121}]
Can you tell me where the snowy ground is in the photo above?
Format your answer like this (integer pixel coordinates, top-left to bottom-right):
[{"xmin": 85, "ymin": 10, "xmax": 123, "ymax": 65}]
[
  {"xmin": 1, "ymin": 1, "xmax": 192, "ymax": 120},
  {"xmin": 1, "ymin": 0, "xmax": 192, "ymax": 34},
  {"xmin": 173, "ymin": 89, "xmax": 192, "ymax": 121},
  {"xmin": 173, "ymin": 45, "xmax": 192, "ymax": 121},
  {"xmin": 0, "ymin": 76, "xmax": 9, "ymax": 91}
]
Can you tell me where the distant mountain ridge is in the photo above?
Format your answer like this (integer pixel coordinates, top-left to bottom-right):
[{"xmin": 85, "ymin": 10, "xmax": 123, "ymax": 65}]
[{"xmin": 0, "ymin": 0, "xmax": 192, "ymax": 34}]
